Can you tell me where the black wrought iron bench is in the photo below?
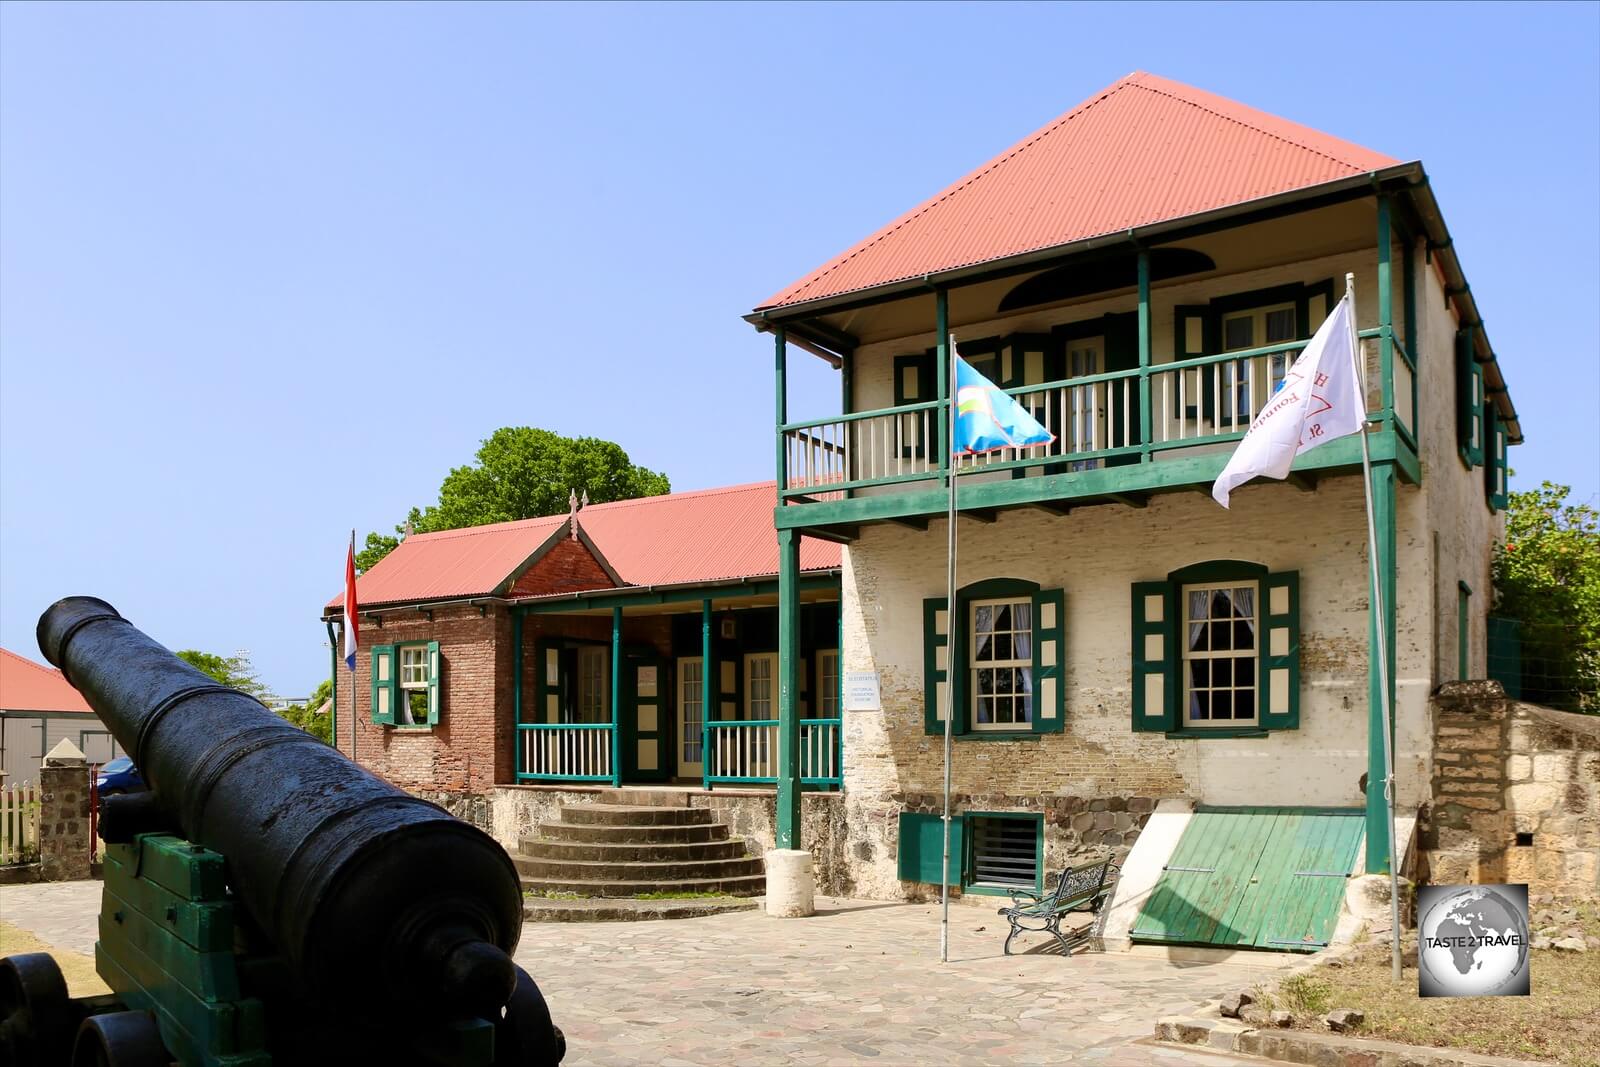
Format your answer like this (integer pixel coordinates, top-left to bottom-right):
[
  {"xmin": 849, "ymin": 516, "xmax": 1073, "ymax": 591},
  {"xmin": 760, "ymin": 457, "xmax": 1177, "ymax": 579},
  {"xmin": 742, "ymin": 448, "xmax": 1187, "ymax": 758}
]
[{"xmin": 997, "ymin": 856, "xmax": 1118, "ymax": 956}]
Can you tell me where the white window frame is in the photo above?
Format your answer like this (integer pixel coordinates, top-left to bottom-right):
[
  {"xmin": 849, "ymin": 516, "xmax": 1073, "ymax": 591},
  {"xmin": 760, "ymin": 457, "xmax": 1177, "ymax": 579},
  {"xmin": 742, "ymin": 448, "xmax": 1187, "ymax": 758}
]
[
  {"xmin": 678, "ymin": 657, "xmax": 704, "ymax": 767},
  {"xmin": 815, "ymin": 650, "xmax": 840, "ymax": 718},
  {"xmin": 969, "ymin": 597, "xmax": 1033, "ymax": 732},
  {"xmin": 1180, "ymin": 580, "xmax": 1260, "ymax": 728},
  {"xmin": 398, "ymin": 645, "xmax": 431, "ymax": 726},
  {"xmin": 1065, "ymin": 337, "xmax": 1104, "ymax": 470},
  {"xmin": 577, "ymin": 646, "xmax": 608, "ymax": 724},
  {"xmin": 1220, "ymin": 303, "xmax": 1298, "ymax": 420},
  {"xmin": 744, "ymin": 653, "xmax": 776, "ymax": 721}
]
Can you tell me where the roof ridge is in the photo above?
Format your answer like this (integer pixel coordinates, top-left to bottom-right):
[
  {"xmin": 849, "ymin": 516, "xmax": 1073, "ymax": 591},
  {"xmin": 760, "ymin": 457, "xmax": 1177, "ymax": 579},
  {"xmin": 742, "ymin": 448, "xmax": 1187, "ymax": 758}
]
[
  {"xmin": 0, "ymin": 647, "xmax": 62, "ymax": 678},
  {"xmin": 581, "ymin": 479, "xmax": 775, "ymax": 512},
  {"xmin": 1125, "ymin": 73, "xmax": 1380, "ymax": 172},
  {"xmin": 769, "ymin": 74, "xmax": 1142, "ymax": 306},
  {"xmin": 400, "ymin": 481, "xmax": 778, "ymax": 542}
]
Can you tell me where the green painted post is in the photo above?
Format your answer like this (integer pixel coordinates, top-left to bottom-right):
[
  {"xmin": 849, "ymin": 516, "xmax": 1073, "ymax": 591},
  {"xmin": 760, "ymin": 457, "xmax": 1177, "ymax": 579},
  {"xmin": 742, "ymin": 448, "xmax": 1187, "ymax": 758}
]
[
  {"xmin": 512, "ymin": 608, "xmax": 523, "ymax": 734},
  {"xmin": 1376, "ymin": 197, "xmax": 1395, "ymax": 425},
  {"xmin": 935, "ymin": 288, "xmax": 949, "ymax": 482},
  {"xmin": 701, "ymin": 598, "xmax": 712, "ymax": 792},
  {"xmin": 611, "ymin": 605, "xmax": 622, "ymax": 787},
  {"xmin": 324, "ymin": 621, "xmax": 338, "ymax": 750},
  {"xmin": 776, "ymin": 528, "xmax": 802, "ymax": 848},
  {"xmin": 1137, "ymin": 250, "xmax": 1152, "ymax": 462},
  {"xmin": 1402, "ymin": 227, "xmax": 1418, "ymax": 434},
  {"xmin": 840, "ymin": 348, "xmax": 854, "ymax": 498},
  {"xmin": 775, "ymin": 328, "xmax": 788, "ymax": 493},
  {"xmin": 1365, "ymin": 459, "xmax": 1398, "ymax": 873}
]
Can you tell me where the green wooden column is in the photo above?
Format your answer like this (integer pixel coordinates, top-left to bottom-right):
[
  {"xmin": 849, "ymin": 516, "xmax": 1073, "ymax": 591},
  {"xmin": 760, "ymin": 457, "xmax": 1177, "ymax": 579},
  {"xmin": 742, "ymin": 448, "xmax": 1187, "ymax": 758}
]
[
  {"xmin": 701, "ymin": 597, "xmax": 713, "ymax": 791},
  {"xmin": 1365, "ymin": 459, "xmax": 1399, "ymax": 873},
  {"xmin": 512, "ymin": 609, "xmax": 523, "ymax": 775},
  {"xmin": 1365, "ymin": 195, "xmax": 1399, "ymax": 874},
  {"xmin": 776, "ymin": 528, "xmax": 803, "ymax": 848},
  {"xmin": 611, "ymin": 605, "xmax": 622, "ymax": 787},
  {"xmin": 1137, "ymin": 249, "xmax": 1152, "ymax": 461},
  {"xmin": 935, "ymin": 288, "xmax": 949, "ymax": 481},
  {"xmin": 325, "ymin": 621, "xmax": 338, "ymax": 749},
  {"xmin": 774, "ymin": 328, "xmax": 788, "ymax": 493}
]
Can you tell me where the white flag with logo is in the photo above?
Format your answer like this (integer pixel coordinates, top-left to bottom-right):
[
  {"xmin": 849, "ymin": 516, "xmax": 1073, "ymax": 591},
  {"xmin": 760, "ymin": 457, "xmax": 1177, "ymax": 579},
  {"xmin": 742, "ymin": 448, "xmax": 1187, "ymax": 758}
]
[{"xmin": 1211, "ymin": 293, "xmax": 1366, "ymax": 508}]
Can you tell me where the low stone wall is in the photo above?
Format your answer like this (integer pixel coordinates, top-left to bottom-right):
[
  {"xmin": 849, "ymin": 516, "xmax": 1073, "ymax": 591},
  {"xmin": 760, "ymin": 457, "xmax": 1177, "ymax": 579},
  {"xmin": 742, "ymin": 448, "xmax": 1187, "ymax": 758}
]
[{"xmin": 1422, "ymin": 681, "xmax": 1600, "ymax": 897}]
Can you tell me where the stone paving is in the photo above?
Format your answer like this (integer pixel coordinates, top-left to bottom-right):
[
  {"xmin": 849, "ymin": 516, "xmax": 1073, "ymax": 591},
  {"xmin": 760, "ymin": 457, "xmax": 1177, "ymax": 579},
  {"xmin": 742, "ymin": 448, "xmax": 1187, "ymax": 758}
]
[{"xmin": 2, "ymin": 882, "xmax": 1293, "ymax": 1065}]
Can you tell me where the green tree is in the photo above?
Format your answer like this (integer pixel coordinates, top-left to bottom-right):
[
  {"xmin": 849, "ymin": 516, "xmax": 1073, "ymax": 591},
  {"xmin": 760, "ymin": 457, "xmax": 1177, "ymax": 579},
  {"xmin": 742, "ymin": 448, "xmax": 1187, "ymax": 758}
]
[
  {"xmin": 356, "ymin": 427, "xmax": 670, "ymax": 571},
  {"xmin": 278, "ymin": 679, "xmax": 333, "ymax": 745},
  {"xmin": 1492, "ymin": 480, "xmax": 1600, "ymax": 712},
  {"xmin": 176, "ymin": 649, "xmax": 269, "ymax": 702}
]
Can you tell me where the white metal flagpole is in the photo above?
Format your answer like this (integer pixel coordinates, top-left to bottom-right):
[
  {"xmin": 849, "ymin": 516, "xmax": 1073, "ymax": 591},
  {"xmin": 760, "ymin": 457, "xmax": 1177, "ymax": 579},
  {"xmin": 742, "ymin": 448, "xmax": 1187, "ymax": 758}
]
[
  {"xmin": 1346, "ymin": 273, "xmax": 1403, "ymax": 983},
  {"xmin": 940, "ymin": 333, "xmax": 958, "ymax": 964}
]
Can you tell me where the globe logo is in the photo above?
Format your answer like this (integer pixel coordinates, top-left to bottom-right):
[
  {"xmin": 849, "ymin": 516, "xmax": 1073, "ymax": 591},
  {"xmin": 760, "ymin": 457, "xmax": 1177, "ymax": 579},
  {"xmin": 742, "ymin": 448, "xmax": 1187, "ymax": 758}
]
[{"xmin": 1417, "ymin": 884, "xmax": 1531, "ymax": 997}]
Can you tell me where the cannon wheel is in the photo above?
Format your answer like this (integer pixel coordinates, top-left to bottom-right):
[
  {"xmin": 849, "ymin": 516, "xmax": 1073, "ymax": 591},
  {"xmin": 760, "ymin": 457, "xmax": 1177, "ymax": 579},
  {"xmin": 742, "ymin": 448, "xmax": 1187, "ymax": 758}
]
[
  {"xmin": 71, "ymin": 1011, "xmax": 171, "ymax": 1067},
  {"xmin": 0, "ymin": 952, "xmax": 73, "ymax": 1067},
  {"xmin": 494, "ymin": 966, "xmax": 565, "ymax": 1066}
]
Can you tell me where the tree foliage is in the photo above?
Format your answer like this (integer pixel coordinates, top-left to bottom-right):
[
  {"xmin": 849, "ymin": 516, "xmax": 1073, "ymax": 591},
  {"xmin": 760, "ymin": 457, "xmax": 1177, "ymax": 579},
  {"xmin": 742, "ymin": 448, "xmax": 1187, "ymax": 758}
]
[
  {"xmin": 1492, "ymin": 481, "xmax": 1600, "ymax": 712},
  {"xmin": 176, "ymin": 649, "xmax": 269, "ymax": 701},
  {"xmin": 278, "ymin": 679, "xmax": 333, "ymax": 745},
  {"xmin": 356, "ymin": 428, "xmax": 670, "ymax": 571}
]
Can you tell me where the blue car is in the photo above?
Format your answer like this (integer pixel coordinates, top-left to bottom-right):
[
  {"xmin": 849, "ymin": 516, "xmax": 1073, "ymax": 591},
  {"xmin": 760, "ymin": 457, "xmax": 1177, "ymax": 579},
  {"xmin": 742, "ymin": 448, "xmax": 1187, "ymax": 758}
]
[{"xmin": 95, "ymin": 756, "xmax": 145, "ymax": 795}]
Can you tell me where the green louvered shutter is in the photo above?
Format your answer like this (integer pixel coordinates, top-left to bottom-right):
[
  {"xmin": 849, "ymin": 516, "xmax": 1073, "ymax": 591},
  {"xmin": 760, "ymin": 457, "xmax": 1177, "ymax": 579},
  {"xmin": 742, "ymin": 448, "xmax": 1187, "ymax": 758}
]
[
  {"xmin": 1131, "ymin": 582, "xmax": 1176, "ymax": 732},
  {"xmin": 894, "ymin": 352, "xmax": 936, "ymax": 459},
  {"xmin": 1485, "ymin": 406, "xmax": 1509, "ymax": 512},
  {"xmin": 1457, "ymin": 329, "xmax": 1484, "ymax": 466},
  {"xmin": 897, "ymin": 811, "xmax": 965, "ymax": 884},
  {"xmin": 923, "ymin": 596, "xmax": 949, "ymax": 736},
  {"xmin": 370, "ymin": 644, "xmax": 396, "ymax": 725},
  {"xmin": 426, "ymin": 640, "xmax": 442, "ymax": 725},
  {"xmin": 1031, "ymin": 588, "xmax": 1065, "ymax": 734},
  {"xmin": 1260, "ymin": 572, "xmax": 1300, "ymax": 731}
]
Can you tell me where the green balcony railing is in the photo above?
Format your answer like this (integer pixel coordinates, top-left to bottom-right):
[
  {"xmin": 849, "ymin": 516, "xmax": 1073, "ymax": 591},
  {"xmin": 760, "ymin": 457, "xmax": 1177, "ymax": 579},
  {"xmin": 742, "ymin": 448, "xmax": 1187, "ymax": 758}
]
[{"xmin": 704, "ymin": 718, "xmax": 842, "ymax": 788}]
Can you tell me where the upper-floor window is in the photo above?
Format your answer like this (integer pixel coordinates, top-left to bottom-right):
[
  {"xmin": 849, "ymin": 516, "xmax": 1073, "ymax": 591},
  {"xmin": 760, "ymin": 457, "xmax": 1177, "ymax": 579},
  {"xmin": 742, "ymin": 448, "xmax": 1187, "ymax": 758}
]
[
  {"xmin": 971, "ymin": 597, "xmax": 1034, "ymax": 730},
  {"xmin": 1181, "ymin": 582, "xmax": 1258, "ymax": 728}
]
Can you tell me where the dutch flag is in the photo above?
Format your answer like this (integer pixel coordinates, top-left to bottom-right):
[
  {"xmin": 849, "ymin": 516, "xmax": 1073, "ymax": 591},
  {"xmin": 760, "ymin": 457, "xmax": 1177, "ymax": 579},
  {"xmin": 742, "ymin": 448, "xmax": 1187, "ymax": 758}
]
[{"xmin": 343, "ymin": 533, "xmax": 360, "ymax": 671}]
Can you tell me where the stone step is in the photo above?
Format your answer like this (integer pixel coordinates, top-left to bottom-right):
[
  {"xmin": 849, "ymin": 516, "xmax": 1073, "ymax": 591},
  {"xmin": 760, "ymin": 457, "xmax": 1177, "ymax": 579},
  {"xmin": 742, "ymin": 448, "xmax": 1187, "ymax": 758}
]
[
  {"xmin": 560, "ymin": 803, "xmax": 714, "ymax": 827},
  {"xmin": 594, "ymin": 789, "xmax": 698, "ymax": 808},
  {"xmin": 524, "ymin": 896, "xmax": 760, "ymax": 923},
  {"xmin": 521, "ymin": 873, "xmax": 767, "ymax": 898},
  {"xmin": 518, "ymin": 837, "xmax": 748, "ymax": 863},
  {"xmin": 537, "ymin": 820, "xmax": 729, "ymax": 845},
  {"xmin": 514, "ymin": 854, "xmax": 764, "ymax": 883}
]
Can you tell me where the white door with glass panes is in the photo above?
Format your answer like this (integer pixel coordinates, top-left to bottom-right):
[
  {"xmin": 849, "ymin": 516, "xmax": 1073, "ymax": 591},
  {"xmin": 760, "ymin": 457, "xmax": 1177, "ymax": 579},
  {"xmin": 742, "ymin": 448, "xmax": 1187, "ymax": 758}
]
[
  {"xmin": 1065, "ymin": 339, "xmax": 1104, "ymax": 470},
  {"xmin": 744, "ymin": 653, "xmax": 776, "ymax": 775},
  {"xmin": 970, "ymin": 598, "xmax": 1033, "ymax": 731},
  {"xmin": 1218, "ymin": 304, "xmax": 1297, "ymax": 432},
  {"xmin": 677, "ymin": 657, "xmax": 704, "ymax": 778},
  {"xmin": 1182, "ymin": 582, "xmax": 1259, "ymax": 727}
]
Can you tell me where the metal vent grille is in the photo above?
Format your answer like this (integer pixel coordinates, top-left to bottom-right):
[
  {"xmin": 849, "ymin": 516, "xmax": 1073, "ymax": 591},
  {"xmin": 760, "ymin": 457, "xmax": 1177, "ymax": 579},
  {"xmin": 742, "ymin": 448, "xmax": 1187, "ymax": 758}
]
[{"xmin": 970, "ymin": 815, "xmax": 1038, "ymax": 888}]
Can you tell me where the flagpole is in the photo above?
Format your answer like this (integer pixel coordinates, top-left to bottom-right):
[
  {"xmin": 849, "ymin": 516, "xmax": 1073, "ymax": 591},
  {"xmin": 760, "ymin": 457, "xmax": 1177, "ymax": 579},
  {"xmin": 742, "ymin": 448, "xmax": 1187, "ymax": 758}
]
[
  {"xmin": 940, "ymin": 332, "xmax": 957, "ymax": 965},
  {"xmin": 1347, "ymin": 273, "xmax": 1403, "ymax": 983},
  {"xmin": 349, "ymin": 529, "xmax": 358, "ymax": 766}
]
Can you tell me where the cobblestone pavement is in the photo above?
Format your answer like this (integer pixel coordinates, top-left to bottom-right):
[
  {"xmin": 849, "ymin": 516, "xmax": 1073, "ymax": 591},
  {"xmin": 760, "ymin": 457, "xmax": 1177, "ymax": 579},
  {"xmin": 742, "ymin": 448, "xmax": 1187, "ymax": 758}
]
[{"xmin": 2, "ymin": 883, "xmax": 1290, "ymax": 1065}]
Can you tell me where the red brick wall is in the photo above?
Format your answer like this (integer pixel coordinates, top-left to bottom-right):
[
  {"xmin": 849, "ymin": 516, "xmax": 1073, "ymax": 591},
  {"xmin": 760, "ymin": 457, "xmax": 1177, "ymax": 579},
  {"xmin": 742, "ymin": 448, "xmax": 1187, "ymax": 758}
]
[
  {"xmin": 507, "ymin": 538, "xmax": 613, "ymax": 598},
  {"xmin": 335, "ymin": 605, "xmax": 511, "ymax": 793}
]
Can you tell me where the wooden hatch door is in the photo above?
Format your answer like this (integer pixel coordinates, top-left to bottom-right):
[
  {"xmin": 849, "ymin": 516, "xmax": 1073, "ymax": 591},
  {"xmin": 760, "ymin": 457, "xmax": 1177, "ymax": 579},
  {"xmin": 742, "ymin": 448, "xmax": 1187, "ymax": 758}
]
[
  {"xmin": 620, "ymin": 648, "xmax": 670, "ymax": 783},
  {"xmin": 1130, "ymin": 807, "xmax": 1364, "ymax": 952}
]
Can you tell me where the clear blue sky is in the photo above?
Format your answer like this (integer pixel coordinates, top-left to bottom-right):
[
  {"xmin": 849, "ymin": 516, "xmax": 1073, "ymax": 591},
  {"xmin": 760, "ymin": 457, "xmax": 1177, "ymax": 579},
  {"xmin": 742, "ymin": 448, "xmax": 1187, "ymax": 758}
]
[{"xmin": 2, "ymin": 2, "xmax": 1596, "ymax": 693}]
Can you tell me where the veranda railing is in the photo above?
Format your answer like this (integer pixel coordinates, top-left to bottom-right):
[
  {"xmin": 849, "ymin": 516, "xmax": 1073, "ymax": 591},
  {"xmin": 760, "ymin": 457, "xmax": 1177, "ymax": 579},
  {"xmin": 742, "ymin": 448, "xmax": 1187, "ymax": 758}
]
[
  {"xmin": 515, "ymin": 723, "xmax": 616, "ymax": 783},
  {"xmin": 704, "ymin": 718, "xmax": 842, "ymax": 788}
]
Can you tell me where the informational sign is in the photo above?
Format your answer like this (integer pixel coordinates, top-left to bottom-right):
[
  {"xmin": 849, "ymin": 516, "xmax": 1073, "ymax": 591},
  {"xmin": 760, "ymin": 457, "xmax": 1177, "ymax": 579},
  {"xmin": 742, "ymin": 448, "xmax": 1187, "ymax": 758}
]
[{"xmin": 844, "ymin": 671, "xmax": 881, "ymax": 712}]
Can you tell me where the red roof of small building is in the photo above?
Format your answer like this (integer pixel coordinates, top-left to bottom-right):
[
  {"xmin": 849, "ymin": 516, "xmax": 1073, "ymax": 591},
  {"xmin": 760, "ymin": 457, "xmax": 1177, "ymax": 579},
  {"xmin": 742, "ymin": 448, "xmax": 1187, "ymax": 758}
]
[
  {"xmin": 0, "ymin": 647, "xmax": 93, "ymax": 714},
  {"xmin": 758, "ymin": 71, "xmax": 1400, "ymax": 311},
  {"xmin": 330, "ymin": 482, "xmax": 840, "ymax": 611}
]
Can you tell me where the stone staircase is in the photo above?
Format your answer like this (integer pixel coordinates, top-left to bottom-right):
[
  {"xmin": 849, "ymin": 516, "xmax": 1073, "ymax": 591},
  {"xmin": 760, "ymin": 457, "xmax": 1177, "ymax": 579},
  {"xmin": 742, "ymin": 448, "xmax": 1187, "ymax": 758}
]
[{"xmin": 517, "ymin": 797, "xmax": 765, "ymax": 921}]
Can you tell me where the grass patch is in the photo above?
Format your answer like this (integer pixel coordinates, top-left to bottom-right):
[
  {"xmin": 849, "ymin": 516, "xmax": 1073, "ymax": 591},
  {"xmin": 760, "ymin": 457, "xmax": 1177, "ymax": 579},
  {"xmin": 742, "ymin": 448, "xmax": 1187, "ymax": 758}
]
[
  {"xmin": 0, "ymin": 921, "xmax": 111, "ymax": 997},
  {"xmin": 634, "ymin": 891, "xmax": 729, "ymax": 900},
  {"xmin": 1277, "ymin": 899, "xmax": 1600, "ymax": 1066},
  {"xmin": 523, "ymin": 890, "xmax": 583, "ymax": 901},
  {"xmin": 1276, "ymin": 973, "xmax": 1332, "ymax": 1017}
]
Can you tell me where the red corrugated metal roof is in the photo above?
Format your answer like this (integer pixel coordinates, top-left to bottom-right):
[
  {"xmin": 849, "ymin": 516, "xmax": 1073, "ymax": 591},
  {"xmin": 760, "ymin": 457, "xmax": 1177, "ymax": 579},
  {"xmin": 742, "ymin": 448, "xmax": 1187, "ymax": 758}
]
[
  {"xmin": 329, "ymin": 482, "xmax": 840, "ymax": 610},
  {"xmin": 0, "ymin": 647, "xmax": 93, "ymax": 714},
  {"xmin": 757, "ymin": 71, "xmax": 1400, "ymax": 311}
]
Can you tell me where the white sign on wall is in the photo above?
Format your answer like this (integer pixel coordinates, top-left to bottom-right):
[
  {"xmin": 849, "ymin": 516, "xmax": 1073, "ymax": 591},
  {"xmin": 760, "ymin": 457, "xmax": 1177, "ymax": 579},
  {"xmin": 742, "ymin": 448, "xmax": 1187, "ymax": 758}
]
[{"xmin": 844, "ymin": 671, "xmax": 881, "ymax": 712}]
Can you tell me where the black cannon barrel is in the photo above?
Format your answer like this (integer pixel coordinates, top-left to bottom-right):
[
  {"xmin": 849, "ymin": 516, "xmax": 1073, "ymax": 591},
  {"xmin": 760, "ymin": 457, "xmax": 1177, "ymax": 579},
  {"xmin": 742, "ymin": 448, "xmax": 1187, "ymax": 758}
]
[{"xmin": 37, "ymin": 596, "xmax": 524, "ymax": 1020}]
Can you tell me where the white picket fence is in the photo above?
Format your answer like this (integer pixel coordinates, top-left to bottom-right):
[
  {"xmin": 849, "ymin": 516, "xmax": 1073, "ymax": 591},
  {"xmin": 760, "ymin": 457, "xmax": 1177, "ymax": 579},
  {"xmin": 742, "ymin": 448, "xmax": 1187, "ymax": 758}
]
[{"xmin": 1, "ymin": 782, "xmax": 40, "ymax": 866}]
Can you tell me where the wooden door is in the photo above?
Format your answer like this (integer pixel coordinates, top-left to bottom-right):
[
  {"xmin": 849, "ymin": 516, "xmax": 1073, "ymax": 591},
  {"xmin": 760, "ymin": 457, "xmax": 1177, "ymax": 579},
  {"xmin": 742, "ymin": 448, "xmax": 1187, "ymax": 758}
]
[{"xmin": 620, "ymin": 650, "xmax": 669, "ymax": 782}]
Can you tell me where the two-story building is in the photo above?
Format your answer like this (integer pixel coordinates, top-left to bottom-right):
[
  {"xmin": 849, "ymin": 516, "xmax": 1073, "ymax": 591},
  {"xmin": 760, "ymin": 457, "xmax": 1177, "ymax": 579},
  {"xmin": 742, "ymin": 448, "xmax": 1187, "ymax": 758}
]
[{"xmin": 748, "ymin": 72, "xmax": 1519, "ymax": 948}]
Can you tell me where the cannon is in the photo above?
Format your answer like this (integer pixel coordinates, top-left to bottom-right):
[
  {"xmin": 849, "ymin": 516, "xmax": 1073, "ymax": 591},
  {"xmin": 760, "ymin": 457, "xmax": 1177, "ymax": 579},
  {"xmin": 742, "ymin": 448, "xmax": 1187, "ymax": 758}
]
[{"xmin": 0, "ymin": 596, "xmax": 565, "ymax": 1066}]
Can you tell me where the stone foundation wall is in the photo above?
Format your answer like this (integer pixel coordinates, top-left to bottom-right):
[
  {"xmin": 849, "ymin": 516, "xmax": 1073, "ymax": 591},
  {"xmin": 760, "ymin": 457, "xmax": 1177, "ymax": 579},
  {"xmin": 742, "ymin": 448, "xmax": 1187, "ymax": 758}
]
[{"xmin": 1422, "ymin": 681, "xmax": 1600, "ymax": 896}]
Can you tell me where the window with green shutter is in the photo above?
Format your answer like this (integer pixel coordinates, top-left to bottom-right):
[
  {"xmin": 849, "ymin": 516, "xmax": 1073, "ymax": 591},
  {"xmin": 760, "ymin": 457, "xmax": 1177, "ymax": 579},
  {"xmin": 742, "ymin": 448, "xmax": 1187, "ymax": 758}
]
[
  {"xmin": 1131, "ymin": 562, "xmax": 1299, "ymax": 737},
  {"xmin": 1485, "ymin": 404, "xmax": 1509, "ymax": 512},
  {"xmin": 893, "ymin": 352, "xmax": 936, "ymax": 458},
  {"xmin": 923, "ymin": 579, "xmax": 1064, "ymax": 737},
  {"xmin": 1457, "ymin": 327, "xmax": 1484, "ymax": 468},
  {"xmin": 372, "ymin": 641, "xmax": 444, "ymax": 728}
]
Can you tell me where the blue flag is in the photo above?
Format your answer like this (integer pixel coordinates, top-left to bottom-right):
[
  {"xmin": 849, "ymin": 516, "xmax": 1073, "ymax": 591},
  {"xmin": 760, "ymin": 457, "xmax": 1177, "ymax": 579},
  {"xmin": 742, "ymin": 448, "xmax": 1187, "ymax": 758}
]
[{"xmin": 952, "ymin": 352, "xmax": 1054, "ymax": 455}]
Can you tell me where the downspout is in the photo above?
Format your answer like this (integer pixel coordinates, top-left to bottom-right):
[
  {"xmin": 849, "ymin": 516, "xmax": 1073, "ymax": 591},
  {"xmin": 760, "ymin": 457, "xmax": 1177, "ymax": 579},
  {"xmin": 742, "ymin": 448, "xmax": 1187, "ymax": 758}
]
[{"xmin": 325, "ymin": 620, "xmax": 338, "ymax": 748}]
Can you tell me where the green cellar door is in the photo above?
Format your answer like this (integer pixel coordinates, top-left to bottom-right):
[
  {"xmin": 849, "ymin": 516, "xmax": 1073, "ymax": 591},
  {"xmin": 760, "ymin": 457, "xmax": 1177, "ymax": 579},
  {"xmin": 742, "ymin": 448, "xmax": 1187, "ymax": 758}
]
[{"xmin": 1131, "ymin": 807, "xmax": 1365, "ymax": 952}]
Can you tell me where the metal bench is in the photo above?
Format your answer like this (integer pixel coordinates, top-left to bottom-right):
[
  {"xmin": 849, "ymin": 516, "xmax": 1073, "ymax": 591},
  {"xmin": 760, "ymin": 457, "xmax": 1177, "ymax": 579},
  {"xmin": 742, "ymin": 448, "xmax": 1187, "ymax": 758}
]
[{"xmin": 997, "ymin": 857, "xmax": 1118, "ymax": 956}]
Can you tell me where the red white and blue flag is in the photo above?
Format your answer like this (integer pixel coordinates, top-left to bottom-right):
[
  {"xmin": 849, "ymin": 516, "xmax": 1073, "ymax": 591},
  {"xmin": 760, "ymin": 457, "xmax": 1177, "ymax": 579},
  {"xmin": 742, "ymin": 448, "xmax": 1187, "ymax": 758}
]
[{"xmin": 343, "ymin": 533, "xmax": 360, "ymax": 671}]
